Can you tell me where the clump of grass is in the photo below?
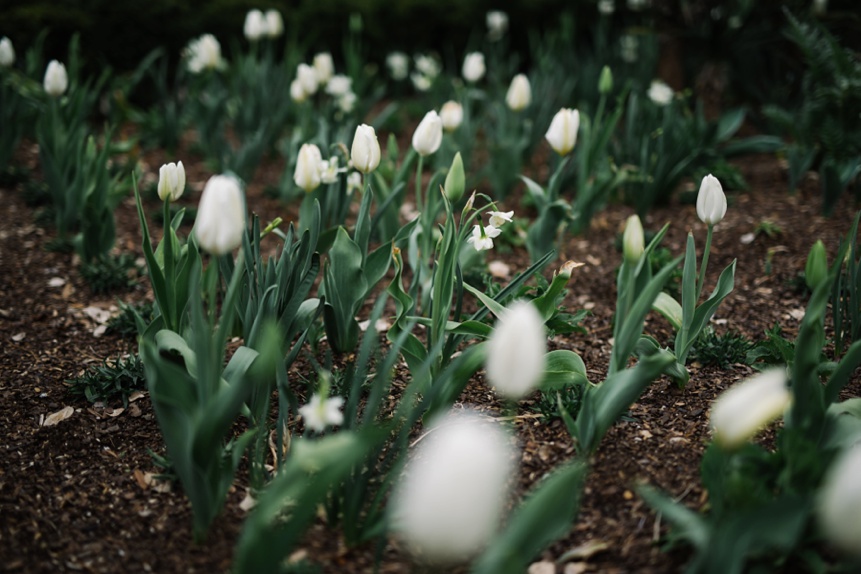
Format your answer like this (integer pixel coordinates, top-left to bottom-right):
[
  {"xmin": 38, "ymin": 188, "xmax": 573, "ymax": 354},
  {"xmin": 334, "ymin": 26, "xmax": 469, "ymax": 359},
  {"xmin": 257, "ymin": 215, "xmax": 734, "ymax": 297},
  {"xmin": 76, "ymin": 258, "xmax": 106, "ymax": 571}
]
[
  {"xmin": 691, "ymin": 328, "xmax": 755, "ymax": 368},
  {"xmin": 66, "ymin": 354, "xmax": 146, "ymax": 406},
  {"xmin": 107, "ymin": 300, "xmax": 154, "ymax": 338},
  {"xmin": 79, "ymin": 252, "xmax": 140, "ymax": 295},
  {"xmin": 531, "ymin": 385, "xmax": 584, "ymax": 422}
]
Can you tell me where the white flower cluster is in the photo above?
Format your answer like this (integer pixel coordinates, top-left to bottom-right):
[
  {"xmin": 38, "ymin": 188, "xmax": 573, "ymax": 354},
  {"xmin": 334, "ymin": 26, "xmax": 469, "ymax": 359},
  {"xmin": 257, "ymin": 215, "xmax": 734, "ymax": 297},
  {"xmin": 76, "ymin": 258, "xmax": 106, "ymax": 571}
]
[
  {"xmin": 185, "ymin": 34, "xmax": 226, "ymax": 74},
  {"xmin": 291, "ymin": 52, "xmax": 356, "ymax": 112},
  {"xmin": 467, "ymin": 210, "xmax": 514, "ymax": 252},
  {"xmin": 243, "ymin": 9, "xmax": 283, "ymax": 41}
]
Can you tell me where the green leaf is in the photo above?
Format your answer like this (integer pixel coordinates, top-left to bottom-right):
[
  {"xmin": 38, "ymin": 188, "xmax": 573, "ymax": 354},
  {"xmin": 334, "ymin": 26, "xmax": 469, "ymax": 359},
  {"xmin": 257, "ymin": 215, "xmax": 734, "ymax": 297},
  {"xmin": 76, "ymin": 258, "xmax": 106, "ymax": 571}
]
[
  {"xmin": 653, "ymin": 292, "xmax": 682, "ymax": 331},
  {"xmin": 464, "ymin": 281, "xmax": 508, "ymax": 318},
  {"xmin": 638, "ymin": 485, "xmax": 709, "ymax": 549},
  {"xmin": 538, "ymin": 350, "xmax": 589, "ymax": 391}
]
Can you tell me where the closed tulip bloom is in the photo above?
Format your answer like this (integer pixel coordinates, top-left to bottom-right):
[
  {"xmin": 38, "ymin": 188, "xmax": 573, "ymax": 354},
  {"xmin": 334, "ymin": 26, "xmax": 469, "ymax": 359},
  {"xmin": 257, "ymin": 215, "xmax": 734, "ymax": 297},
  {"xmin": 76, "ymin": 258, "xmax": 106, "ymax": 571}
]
[
  {"xmin": 350, "ymin": 124, "xmax": 381, "ymax": 174},
  {"xmin": 486, "ymin": 10, "xmax": 509, "ymax": 41},
  {"xmin": 696, "ymin": 174, "xmax": 727, "ymax": 225},
  {"xmin": 386, "ymin": 51, "xmax": 409, "ymax": 80},
  {"xmin": 390, "ymin": 411, "xmax": 515, "ymax": 563},
  {"xmin": 411, "ymin": 110, "xmax": 443, "ymax": 156},
  {"xmin": 313, "ymin": 52, "xmax": 334, "ymax": 84},
  {"xmin": 296, "ymin": 63, "xmax": 319, "ymax": 96},
  {"xmin": 486, "ymin": 300, "xmax": 546, "ymax": 400},
  {"xmin": 818, "ymin": 446, "xmax": 861, "ymax": 556},
  {"xmin": 157, "ymin": 161, "xmax": 186, "ymax": 202},
  {"xmin": 325, "ymin": 74, "xmax": 352, "ymax": 97},
  {"xmin": 440, "ymin": 101, "xmax": 463, "ymax": 131},
  {"xmin": 290, "ymin": 79, "xmax": 307, "ymax": 103},
  {"xmin": 505, "ymin": 74, "xmax": 531, "ymax": 111},
  {"xmin": 294, "ymin": 144, "xmax": 323, "ymax": 192},
  {"xmin": 265, "ymin": 10, "xmax": 284, "ymax": 38},
  {"xmin": 545, "ymin": 108, "xmax": 580, "ymax": 156},
  {"xmin": 43, "ymin": 60, "xmax": 68, "ymax": 97},
  {"xmin": 462, "ymin": 52, "xmax": 485, "ymax": 83},
  {"xmin": 622, "ymin": 214, "xmax": 644, "ymax": 263},
  {"xmin": 0, "ymin": 37, "xmax": 14, "ymax": 67},
  {"xmin": 194, "ymin": 175, "xmax": 246, "ymax": 255},
  {"xmin": 185, "ymin": 34, "xmax": 224, "ymax": 73},
  {"xmin": 710, "ymin": 368, "xmax": 791, "ymax": 449},
  {"xmin": 647, "ymin": 79, "xmax": 674, "ymax": 105},
  {"xmin": 244, "ymin": 9, "xmax": 267, "ymax": 41}
]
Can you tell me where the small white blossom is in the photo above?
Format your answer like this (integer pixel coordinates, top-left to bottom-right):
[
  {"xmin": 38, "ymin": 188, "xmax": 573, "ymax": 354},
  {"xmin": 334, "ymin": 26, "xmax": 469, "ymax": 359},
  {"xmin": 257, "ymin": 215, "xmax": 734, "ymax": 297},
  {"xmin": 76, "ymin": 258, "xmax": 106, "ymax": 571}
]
[
  {"xmin": 410, "ymin": 72, "xmax": 432, "ymax": 92},
  {"xmin": 313, "ymin": 52, "xmax": 334, "ymax": 84},
  {"xmin": 157, "ymin": 161, "xmax": 186, "ymax": 202},
  {"xmin": 411, "ymin": 110, "xmax": 443, "ymax": 157},
  {"xmin": 647, "ymin": 79, "xmax": 674, "ymax": 105},
  {"xmin": 43, "ymin": 60, "xmax": 68, "ymax": 97},
  {"xmin": 0, "ymin": 37, "xmax": 15, "ymax": 67},
  {"xmin": 440, "ymin": 101, "xmax": 463, "ymax": 131},
  {"xmin": 347, "ymin": 171, "xmax": 363, "ymax": 194},
  {"xmin": 414, "ymin": 54, "xmax": 440, "ymax": 78},
  {"xmin": 467, "ymin": 224, "xmax": 501, "ymax": 252},
  {"xmin": 337, "ymin": 91, "xmax": 357, "ymax": 113},
  {"xmin": 296, "ymin": 63, "xmax": 319, "ymax": 96},
  {"xmin": 386, "ymin": 51, "xmax": 409, "ymax": 80},
  {"xmin": 265, "ymin": 10, "xmax": 284, "ymax": 38},
  {"xmin": 598, "ymin": 0, "xmax": 615, "ymax": 14},
  {"xmin": 486, "ymin": 11, "xmax": 509, "ymax": 41},
  {"xmin": 488, "ymin": 211, "xmax": 514, "ymax": 227},
  {"xmin": 319, "ymin": 156, "xmax": 344, "ymax": 185},
  {"xmin": 325, "ymin": 74, "xmax": 352, "ymax": 97},
  {"xmin": 194, "ymin": 175, "xmax": 245, "ymax": 255},
  {"xmin": 243, "ymin": 10, "xmax": 267, "ymax": 42},
  {"xmin": 185, "ymin": 34, "xmax": 225, "ymax": 74},
  {"xmin": 298, "ymin": 393, "xmax": 344, "ymax": 432},
  {"xmin": 462, "ymin": 52, "xmax": 486, "ymax": 83}
]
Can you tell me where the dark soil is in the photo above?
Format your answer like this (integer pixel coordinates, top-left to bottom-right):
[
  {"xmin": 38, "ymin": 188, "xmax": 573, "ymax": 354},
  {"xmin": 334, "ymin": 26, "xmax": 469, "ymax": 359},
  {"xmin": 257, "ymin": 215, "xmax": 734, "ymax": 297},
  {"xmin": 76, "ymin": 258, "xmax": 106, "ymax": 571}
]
[{"xmin": 2, "ymin": 138, "xmax": 859, "ymax": 573}]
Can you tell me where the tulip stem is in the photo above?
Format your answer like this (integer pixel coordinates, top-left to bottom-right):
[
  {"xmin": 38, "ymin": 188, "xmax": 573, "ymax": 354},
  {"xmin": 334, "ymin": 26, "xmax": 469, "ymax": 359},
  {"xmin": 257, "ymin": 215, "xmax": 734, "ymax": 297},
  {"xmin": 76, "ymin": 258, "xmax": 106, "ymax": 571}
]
[{"xmin": 696, "ymin": 224, "xmax": 714, "ymax": 303}]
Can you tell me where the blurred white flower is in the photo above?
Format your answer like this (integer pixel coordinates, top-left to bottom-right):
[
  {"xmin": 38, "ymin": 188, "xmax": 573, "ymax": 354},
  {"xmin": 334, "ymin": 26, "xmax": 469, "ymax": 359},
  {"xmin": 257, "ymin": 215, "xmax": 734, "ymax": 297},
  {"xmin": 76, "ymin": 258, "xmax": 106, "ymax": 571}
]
[
  {"xmin": 347, "ymin": 171, "xmax": 363, "ymax": 194},
  {"xmin": 337, "ymin": 91, "xmax": 357, "ymax": 113},
  {"xmin": 296, "ymin": 63, "xmax": 319, "ymax": 96},
  {"xmin": 313, "ymin": 52, "xmax": 334, "ymax": 84},
  {"xmin": 411, "ymin": 110, "xmax": 443, "ymax": 157},
  {"xmin": 440, "ymin": 101, "xmax": 463, "ymax": 131},
  {"xmin": 462, "ymin": 52, "xmax": 486, "ymax": 83},
  {"xmin": 410, "ymin": 72, "xmax": 431, "ymax": 92},
  {"xmin": 0, "ymin": 37, "xmax": 15, "ymax": 67},
  {"xmin": 647, "ymin": 79, "xmax": 674, "ymax": 105},
  {"xmin": 414, "ymin": 54, "xmax": 440, "ymax": 78},
  {"xmin": 598, "ymin": 0, "xmax": 615, "ymax": 14},
  {"xmin": 390, "ymin": 411, "xmax": 515, "ymax": 563},
  {"xmin": 265, "ymin": 9, "xmax": 284, "ymax": 38},
  {"xmin": 620, "ymin": 34, "xmax": 639, "ymax": 63},
  {"xmin": 486, "ymin": 10, "xmax": 509, "ymax": 41},
  {"xmin": 386, "ymin": 51, "xmax": 409, "ymax": 80},
  {"xmin": 157, "ymin": 161, "xmax": 186, "ymax": 202},
  {"xmin": 298, "ymin": 393, "xmax": 344, "ymax": 432},
  {"xmin": 813, "ymin": 0, "xmax": 828, "ymax": 14},
  {"xmin": 290, "ymin": 78, "xmax": 307, "ymax": 102},
  {"xmin": 351, "ymin": 124, "xmax": 381, "ymax": 174},
  {"xmin": 486, "ymin": 300, "xmax": 546, "ymax": 400},
  {"xmin": 185, "ymin": 34, "xmax": 225, "ymax": 74},
  {"xmin": 710, "ymin": 368, "xmax": 791, "ymax": 449},
  {"xmin": 194, "ymin": 175, "xmax": 246, "ymax": 255},
  {"xmin": 627, "ymin": 0, "xmax": 648, "ymax": 10},
  {"xmin": 325, "ymin": 74, "xmax": 352, "ymax": 97},
  {"xmin": 43, "ymin": 60, "xmax": 68, "ymax": 97},
  {"xmin": 696, "ymin": 174, "xmax": 727, "ymax": 225},
  {"xmin": 488, "ymin": 210, "xmax": 514, "ymax": 227},
  {"xmin": 467, "ymin": 224, "xmax": 501, "ymax": 252},
  {"xmin": 545, "ymin": 108, "xmax": 580, "ymax": 156},
  {"xmin": 244, "ymin": 9, "xmax": 267, "ymax": 42},
  {"xmin": 294, "ymin": 144, "xmax": 323, "ymax": 192},
  {"xmin": 505, "ymin": 74, "xmax": 532, "ymax": 111},
  {"xmin": 818, "ymin": 446, "xmax": 861, "ymax": 555}
]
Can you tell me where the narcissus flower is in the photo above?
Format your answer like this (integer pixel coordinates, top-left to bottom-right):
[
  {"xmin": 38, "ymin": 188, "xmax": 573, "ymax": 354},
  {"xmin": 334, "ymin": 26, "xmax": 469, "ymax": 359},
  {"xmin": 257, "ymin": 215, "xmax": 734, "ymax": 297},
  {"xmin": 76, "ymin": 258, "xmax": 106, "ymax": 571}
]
[
  {"xmin": 467, "ymin": 224, "xmax": 501, "ymax": 252},
  {"xmin": 185, "ymin": 34, "xmax": 225, "ymax": 74},
  {"xmin": 298, "ymin": 393, "xmax": 344, "ymax": 432},
  {"xmin": 696, "ymin": 174, "xmax": 727, "ymax": 225},
  {"xmin": 488, "ymin": 210, "xmax": 514, "ymax": 227},
  {"xmin": 411, "ymin": 110, "xmax": 443, "ymax": 156},
  {"xmin": 505, "ymin": 74, "xmax": 531, "ymax": 111},
  {"xmin": 157, "ymin": 161, "xmax": 186, "ymax": 202},
  {"xmin": 710, "ymin": 368, "xmax": 791, "ymax": 449},
  {"xmin": 43, "ymin": 60, "xmax": 68, "ymax": 97},
  {"xmin": 486, "ymin": 300, "xmax": 547, "ymax": 400},
  {"xmin": 294, "ymin": 144, "xmax": 323, "ymax": 192},
  {"xmin": 462, "ymin": 52, "xmax": 485, "ymax": 83},
  {"xmin": 350, "ymin": 124, "xmax": 381, "ymax": 174},
  {"xmin": 325, "ymin": 74, "xmax": 352, "ymax": 97},
  {"xmin": 545, "ymin": 108, "xmax": 580, "ymax": 156},
  {"xmin": 194, "ymin": 175, "xmax": 246, "ymax": 255},
  {"xmin": 390, "ymin": 411, "xmax": 515, "ymax": 563}
]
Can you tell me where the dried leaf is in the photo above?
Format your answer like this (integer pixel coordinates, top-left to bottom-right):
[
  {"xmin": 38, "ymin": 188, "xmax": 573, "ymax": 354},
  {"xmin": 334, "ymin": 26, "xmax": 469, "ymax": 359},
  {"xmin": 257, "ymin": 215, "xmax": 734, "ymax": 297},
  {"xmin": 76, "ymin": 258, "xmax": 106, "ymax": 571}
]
[
  {"xmin": 42, "ymin": 406, "xmax": 75, "ymax": 427},
  {"xmin": 48, "ymin": 277, "xmax": 66, "ymax": 288},
  {"xmin": 528, "ymin": 561, "xmax": 556, "ymax": 574}
]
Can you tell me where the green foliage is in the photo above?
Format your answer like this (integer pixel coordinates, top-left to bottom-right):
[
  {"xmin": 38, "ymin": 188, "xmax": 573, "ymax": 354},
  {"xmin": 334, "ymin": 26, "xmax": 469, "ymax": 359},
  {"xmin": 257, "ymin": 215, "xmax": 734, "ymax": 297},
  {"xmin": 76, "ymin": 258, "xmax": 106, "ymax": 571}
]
[
  {"xmin": 66, "ymin": 354, "xmax": 146, "ymax": 406},
  {"xmin": 746, "ymin": 324, "xmax": 799, "ymax": 369},
  {"xmin": 690, "ymin": 329, "xmax": 755, "ymax": 369},
  {"xmin": 530, "ymin": 384, "xmax": 584, "ymax": 422},
  {"xmin": 107, "ymin": 301, "xmax": 154, "ymax": 339},
  {"xmin": 78, "ymin": 252, "xmax": 140, "ymax": 295}
]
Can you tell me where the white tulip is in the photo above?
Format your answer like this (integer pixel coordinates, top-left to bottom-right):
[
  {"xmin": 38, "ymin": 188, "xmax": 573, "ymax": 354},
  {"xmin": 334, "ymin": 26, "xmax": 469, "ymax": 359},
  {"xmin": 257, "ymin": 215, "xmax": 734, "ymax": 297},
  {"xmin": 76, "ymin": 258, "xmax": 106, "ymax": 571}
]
[
  {"xmin": 243, "ymin": 9, "xmax": 267, "ymax": 42},
  {"xmin": 185, "ymin": 34, "xmax": 224, "ymax": 74},
  {"xmin": 647, "ymin": 79, "xmax": 674, "ymax": 105},
  {"xmin": 294, "ymin": 144, "xmax": 323, "ymax": 192},
  {"xmin": 818, "ymin": 446, "xmax": 861, "ymax": 555},
  {"xmin": 466, "ymin": 224, "xmax": 501, "ymax": 252},
  {"xmin": 486, "ymin": 300, "xmax": 546, "ymax": 400},
  {"xmin": 710, "ymin": 368, "xmax": 791, "ymax": 449},
  {"xmin": 265, "ymin": 9, "xmax": 284, "ymax": 38},
  {"xmin": 462, "ymin": 52, "xmax": 486, "ymax": 83},
  {"xmin": 696, "ymin": 174, "xmax": 727, "ymax": 225},
  {"xmin": 390, "ymin": 411, "xmax": 515, "ymax": 563},
  {"xmin": 350, "ymin": 124, "xmax": 381, "ymax": 174},
  {"xmin": 312, "ymin": 52, "xmax": 334, "ymax": 84},
  {"xmin": 411, "ymin": 110, "xmax": 443, "ymax": 157},
  {"xmin": 440, "ymin": 101, "xmax": 463, "ymax": 131},
  {"xmin": 598, "ymin": 0, "xmax": 615, "ymax": 14},
  {"xmin": 194, "ymin": 175, "xmax": 246, "ymax": 255},
  {"xmin": 290, "ymin": 79, "xmax": 306, "ymax": 103},
  {"xmin": 622, "ymin": 214, "xmax": 644, "ymax": 263},
  {"xmin": 43, "ymin": 60, "xmax": 68, "ymax": 97},
  {"xmin": 545, "ymin": 108, "xmax": 580, "ymax": 156},
  {"xmin": 505, "ymin": 74, "xmax": 532, "ymax": 111},
  {"xmin": 0, "ymin": 37, "xmax": 15, "ymax": 67},
  {"xmin": 386, "ymin": 51, "xmax": 409, "ymax": 80},
  {"xmin": 298, "ymin": 393, "xmax": 344, "ymax": 432},
  {"xmin": 337, "ymin": 91, "xmax": 357, "ymax": 113},
  {"xmin": 486, "ymin": 10, "xmax": 509, "ymax": 41},
  {"xmin": 157, "ymin": 161, "xmax": 186, "ymax": 202},
  {"xmin": 296, "ymin": 63, "xmax": 319, "ymax": 96},
  {"xmin": 325, "ymin": 74, "xmax": 352, "ymax": 97}
]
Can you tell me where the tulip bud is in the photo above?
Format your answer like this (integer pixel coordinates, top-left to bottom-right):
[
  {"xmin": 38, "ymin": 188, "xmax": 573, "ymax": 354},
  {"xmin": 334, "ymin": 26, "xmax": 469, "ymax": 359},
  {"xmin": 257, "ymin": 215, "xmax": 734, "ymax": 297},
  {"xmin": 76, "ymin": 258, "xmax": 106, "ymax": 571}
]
[
  {"xmin": 386, "ymin": 51, "xmax": 409, "ymax": 80},
  {"xmin": 486, "ymin": 300, "xmax": 547, "ymax": 400},
  {"xmin": 294, "ymin": 144, "xmax": 323, "ymax": 192},
  {"xmin": 545, "ymin": 108, "xmax": 579, "ymax": 156},
  {"xmin": 411, "ymin": 110, "xmax": 443, "ymax": 157},
  {"xmin": 440, "ymin": 101, "xmax": 463, "ymax": 132},
  {"xmin": 0, "ymin": 37, "xmax": 14, "ymax": 67},
  {"xmin": 351, "ymin": 124, "xmax": 381, "ymax": 174},
  {"xmin": 462, "ymin": 52, "xmax": 485, "ymax": 83},
  {"xmin": 805, "ymin": 239, "xmax": 828, "ymax": 290},
  {"xmin": 486, "ymin": 10, "xmax": 509, "ymax": 42},
  {"xmin": 710, "ymin": 368, "xmax": 791, "ymax": 450},
  {"xmin": 194, "ymin": 175, "xmax": 246, "ymax": 255},
  {"xmin": 622, "ymin": 215, "xmax": 644, "ymax": 264},
  {"xmin": 647, "ymin": 79, "xmax": 674, "ymax": 105},
  {"xmin": 265, "ymin": 10, "xmax": 284, "ymax": 38},
  {"xmin": 818, "ymin": 446, "xmax": 861, "ymax": 556},
  {"xmin": 290, "ymin": 79, "xmax": 306, "ymax": 103},
  {"xmin": 598, "ymin": 65, "xmax": 613, "ymax": 95},
  {"xmin": 157, "ymin": 161, "xmax": 186, "ymax": 202},
  {"xmin": 505, "ymin": 74, "xmax": 531, "ymax": 112},
  {"xmin": 696, "ymin": 174, "xmax": 727, "ymax": 225},
  {"xmin": 243, "ymin": 9, "xmax": 267, "ymax": 42},
  {"xmin": 297, "ymin": 63, "xmax": 319, "ymax": 96},
  {"xmin": 390, "ymin": 411, "xmax": 515, "ymax": 563},
  {"xmin": 325, "ymin": 74, "xmax": 352, "ymax": 97},
  {"xmin": 443, "ymin": 152, "xmax": 465, "ymax": 204},
  {"xmin": 313, "ymin": 52, "xmax": 334, "ymax": 84},
  {"xmin": 43, "ymin": 60, "xmax": 68, "ymax": 98}
]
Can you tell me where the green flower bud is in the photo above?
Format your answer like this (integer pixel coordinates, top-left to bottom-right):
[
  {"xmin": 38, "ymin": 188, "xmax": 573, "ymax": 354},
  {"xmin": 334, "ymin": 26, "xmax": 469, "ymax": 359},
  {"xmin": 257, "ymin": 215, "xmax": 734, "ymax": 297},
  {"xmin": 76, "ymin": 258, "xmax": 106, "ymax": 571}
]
[
  {"xmin": 805, "ymin": 239, "xmax": 828, "ymax": 290},
  {"xmin": 598, "ymin": 65, "xmax": 613, "ymax": 95},
  {"xmin": 443, "ymin": 152, "xmax": 465, "ymax": 204},
  {"xmin": 622, "ymin": 215, "xmax": 644, "ymax": 264}
]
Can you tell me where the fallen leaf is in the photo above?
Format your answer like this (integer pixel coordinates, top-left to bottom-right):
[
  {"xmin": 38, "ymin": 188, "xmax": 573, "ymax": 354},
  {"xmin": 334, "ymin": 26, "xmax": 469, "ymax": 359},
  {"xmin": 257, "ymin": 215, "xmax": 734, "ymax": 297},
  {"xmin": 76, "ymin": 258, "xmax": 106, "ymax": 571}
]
[
  {"xmin": 12, "ymin": 333, "xmax": 25, "ymax": 342},
  {"xmin": 133, "ymin": 469, "xmax": 148, "ymax": 490},
  {"xmin": 48, "ymin": 277, "xmax": 66, "ymax": 288},
  {"xmin": 564, "ymin": 563, "xmax": 588, "ymax": 574},
  {"xmin": 42, "ymin": 406, "xmax": 75, "ymax": 427},
  {"xmin": 528, "ymin": 561, "xmax": 555, "ymax": 574},
  {"xmin": 239, "ymin": 490, "xmax": 257, "ymax": 512},
  {"xmin": 740, "ymin": 232, "xmax": 755, "ymax": 244},
  {"xmin": 83, "ymin": 306, "xmax": 112, "ymax": 324},
  {"xmin": 558, "ymin": 539, "xmax": 609, "ymax": 561},
  {"xmin": 488, "ymin": 260, "xmax": 511, "ymax": 278}
]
